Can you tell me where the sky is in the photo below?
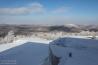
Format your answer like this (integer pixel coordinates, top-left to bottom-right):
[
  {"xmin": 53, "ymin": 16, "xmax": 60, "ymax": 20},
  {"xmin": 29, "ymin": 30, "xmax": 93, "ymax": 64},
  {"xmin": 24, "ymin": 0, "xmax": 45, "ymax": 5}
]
[{"xmin": 0, "ymin": 0, "xmax": 98, "ymax": 25}]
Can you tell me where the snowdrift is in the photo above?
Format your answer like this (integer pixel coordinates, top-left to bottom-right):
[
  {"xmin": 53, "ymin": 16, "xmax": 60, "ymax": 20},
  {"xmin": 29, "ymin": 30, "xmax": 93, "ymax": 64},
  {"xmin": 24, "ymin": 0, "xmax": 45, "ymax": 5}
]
[{"xmin": 48, "ymin": 37, "xmax": 98, "ymax": 65}]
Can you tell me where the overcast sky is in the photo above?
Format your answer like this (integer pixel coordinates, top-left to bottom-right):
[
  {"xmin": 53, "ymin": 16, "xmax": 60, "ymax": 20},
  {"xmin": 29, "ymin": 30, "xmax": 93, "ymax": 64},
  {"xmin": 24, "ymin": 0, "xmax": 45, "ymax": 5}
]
[{"xmin": 0, "ymin": 0, "xmax": 98, "ymax": 25}]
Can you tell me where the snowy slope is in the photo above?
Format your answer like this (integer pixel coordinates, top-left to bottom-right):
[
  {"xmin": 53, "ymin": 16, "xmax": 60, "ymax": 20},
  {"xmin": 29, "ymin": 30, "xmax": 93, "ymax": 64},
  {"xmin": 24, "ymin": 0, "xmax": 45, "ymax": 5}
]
[{"xmin": 49, "ymin": 37, "xmax": 98, "ymax": 65}]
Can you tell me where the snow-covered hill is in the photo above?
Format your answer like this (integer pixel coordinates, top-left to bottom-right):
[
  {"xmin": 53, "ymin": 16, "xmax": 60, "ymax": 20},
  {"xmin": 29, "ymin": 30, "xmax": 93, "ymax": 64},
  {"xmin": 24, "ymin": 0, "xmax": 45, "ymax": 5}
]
[{"xmin": 64, "ymin": 24, "xmax": 79, "ymax": 28}]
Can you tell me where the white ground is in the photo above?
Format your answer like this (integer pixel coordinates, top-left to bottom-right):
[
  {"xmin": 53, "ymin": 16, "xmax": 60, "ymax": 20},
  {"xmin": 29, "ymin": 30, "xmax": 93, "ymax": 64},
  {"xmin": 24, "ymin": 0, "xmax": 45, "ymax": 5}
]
[
  {"xmin": 0, "ymin": 38, "xmax": 51, "ymax": 65},
  {"xmin": 0, "ymin": 37, "xmax": 51, "ymax": 52},
  {"xmin": 50, "ymin": 37, "xmax": 98, "ymax": 65},
  {"xmin": 0, "ymin": 36, "xmax": 98, "ymax": 65}
]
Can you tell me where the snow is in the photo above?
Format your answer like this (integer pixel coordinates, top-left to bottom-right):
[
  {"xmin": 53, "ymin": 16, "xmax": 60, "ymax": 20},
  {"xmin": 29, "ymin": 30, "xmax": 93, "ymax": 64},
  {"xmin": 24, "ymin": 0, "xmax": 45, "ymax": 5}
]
[
  {"xmin": 62, "ymin": 35, "xmax": 98, "ymax": 39},
  {"xmin": 64, "ymin": 24, "xmax": 79, "ymax": 28},
  {"xmin": 0, "ymin": 42, "xmax": 49, "ymax": 65},
  {"xmin": 51, "ymin": 37, "xmax": 98, "ymax": 48},
  {"xmin": 0, "ymin": 38, "xmax": 51, "ymax": 65},
  {"xmin": 50, "ymin": 37, "xmax": 98, "ymax": 65},
  {"xmin": 0, "ymin": 37, "xmax": 51, "ymax": 53},
  {"xmin": 0, "ymin": 37, "xmax": 98, "ymax": 65},
  {"xmin": 0, "ymin": 40, "xmax": 26, "ymax": 53}
]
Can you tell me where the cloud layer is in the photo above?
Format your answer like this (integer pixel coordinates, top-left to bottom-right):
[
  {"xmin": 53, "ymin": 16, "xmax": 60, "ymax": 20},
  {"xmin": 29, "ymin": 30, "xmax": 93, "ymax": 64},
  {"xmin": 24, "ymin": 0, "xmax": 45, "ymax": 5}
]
[
  {"xmin": 0, "ymin": 2, "xmax": 68, "ymax": 15},
  {"xmin": 0, "ymin": 3, "xmax": 45, "ymax": 15}
]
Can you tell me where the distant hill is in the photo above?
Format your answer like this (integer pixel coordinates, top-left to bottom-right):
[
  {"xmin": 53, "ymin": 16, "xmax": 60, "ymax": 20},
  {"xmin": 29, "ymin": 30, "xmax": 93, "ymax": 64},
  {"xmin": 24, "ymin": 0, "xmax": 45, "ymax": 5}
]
[{"xmin": 0, "ymin": 24, "xmax": 98, "ymax": 37}]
